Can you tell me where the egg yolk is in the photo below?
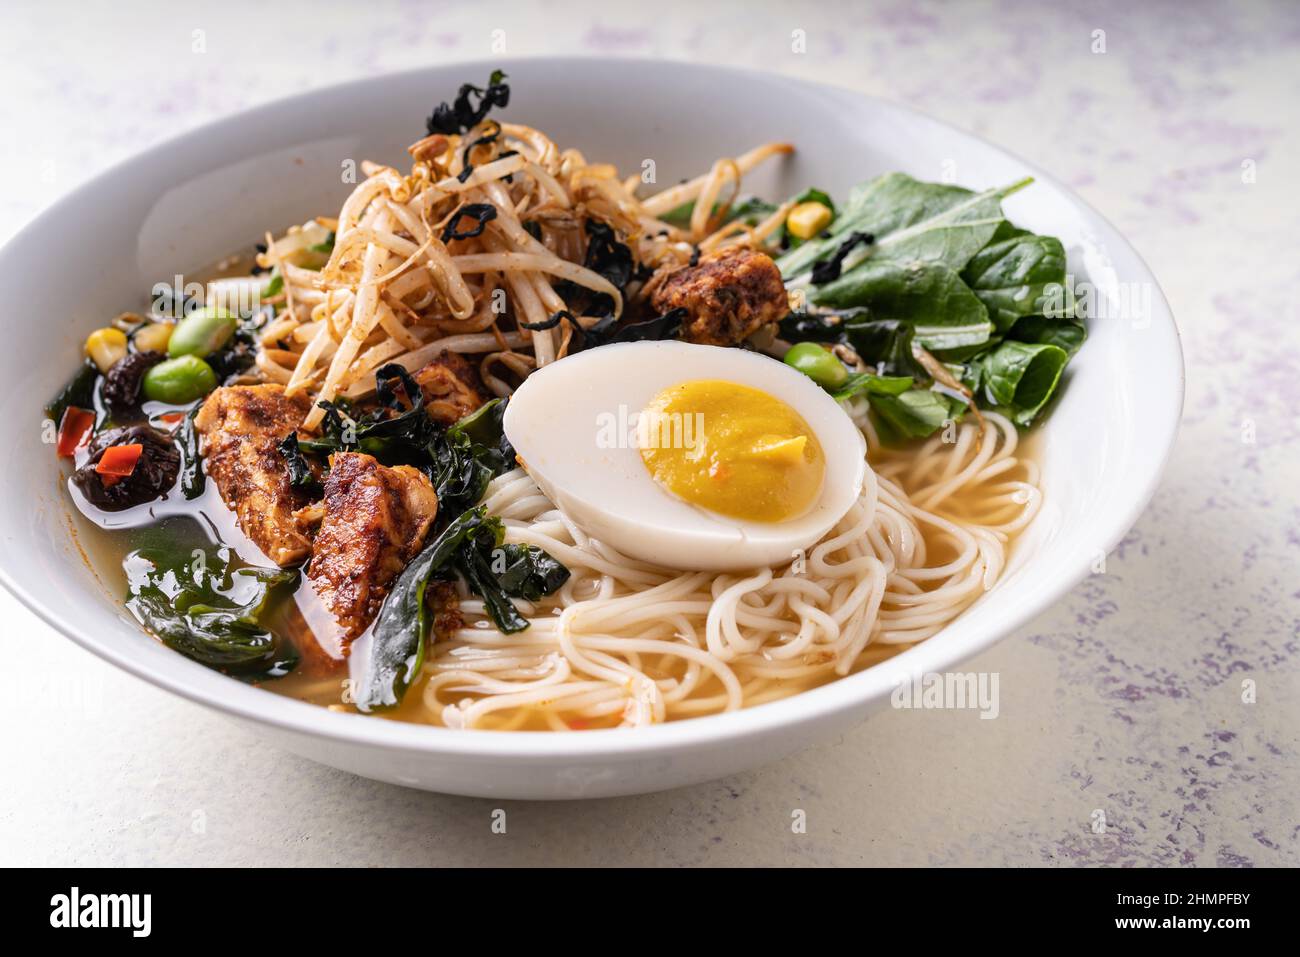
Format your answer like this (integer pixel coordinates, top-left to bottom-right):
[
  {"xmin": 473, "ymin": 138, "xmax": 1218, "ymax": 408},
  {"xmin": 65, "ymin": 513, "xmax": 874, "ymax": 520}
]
[{"xmin": 638, "ymin": 380, "xmax": 825, "ymax": 523}]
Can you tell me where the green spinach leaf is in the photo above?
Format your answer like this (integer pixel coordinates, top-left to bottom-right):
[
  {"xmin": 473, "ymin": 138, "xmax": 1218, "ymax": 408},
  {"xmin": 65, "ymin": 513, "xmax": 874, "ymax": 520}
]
[
  {"xmin": 867, "ymin": 388, "xmax": 955, "ymax": 440},
  {"xmin": 961, "ymin": 222, "xmax": 1072, "ymax": 332},
  {"xmin": 832, "ymin": 372, "xmax": 914, "ymax": 402},
  {"xmin": 1004, "ymin": 315, "xmax": 1087, "ymax": 357},
  {"xmin": 777, "ymin": 172, "xmax": 1031, "ymax": 279},
  {"xmin": 841, "ymin": 317, "xmax": 923, "ymax": 377},
  {"xmin": 812, "ymin": 258, "xmax": 993, "ymax": 350},
  {"xmin": 963, "ymin": 340, "xmax": 1069, "ymax": 426}
]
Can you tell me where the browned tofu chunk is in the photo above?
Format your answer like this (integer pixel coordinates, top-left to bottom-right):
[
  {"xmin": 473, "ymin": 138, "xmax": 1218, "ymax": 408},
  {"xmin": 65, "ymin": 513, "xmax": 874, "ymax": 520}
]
[
  {"xmin": 194, "ymin": 384, "xmax": 314, "ymax": 566},
  {"xmin": 305, "ymin": 452, "xmax": 439, "ymax": 645},
  {"xmin": 651, "ymin": 246, "xmax": 789, "ymax": 346},
  {"xmin": 411, "ymin": 351, "xmax": 484, "ymax": 425}
]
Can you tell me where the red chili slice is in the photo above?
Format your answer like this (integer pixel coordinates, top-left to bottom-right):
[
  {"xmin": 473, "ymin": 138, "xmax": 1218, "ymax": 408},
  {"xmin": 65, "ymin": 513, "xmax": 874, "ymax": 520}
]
[
  {"xmin": 95, "ymin": 443, "xmax": 144, "ymax": 478},
  {"xmin": 56, "ymin": 407, "xmax": 95, "ymax": 458}
]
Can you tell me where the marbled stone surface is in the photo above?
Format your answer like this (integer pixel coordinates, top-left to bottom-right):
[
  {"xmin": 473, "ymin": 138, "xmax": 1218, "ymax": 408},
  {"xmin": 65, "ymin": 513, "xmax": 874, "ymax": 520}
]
[{"xmin": 1, "ymin": 0, "xmax": 1296, "ymax": 866}]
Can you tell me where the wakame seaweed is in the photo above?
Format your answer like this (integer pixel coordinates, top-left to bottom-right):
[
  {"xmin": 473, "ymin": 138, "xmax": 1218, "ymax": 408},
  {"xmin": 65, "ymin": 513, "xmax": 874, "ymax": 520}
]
[
  {"xmin": 426, "ymin": 397, "xmax": 518, "ymax": 529},
  {"xmin": 350, "ymin": 507, "xmax": 485, "ymax": 712},
  {"xmin": 45, "ymin": 360, "xmax": 99, "ymax": 424},
  {"xmin": 352, "ymin": 504, "xmax": 569, "ymax": 712},
  {"xmin": 602, "ymin": 307, "xmax": 687, "ymax": 344},
  {"xmin": 490, "ymin": 542, "xmax": 571, "ymax": 602},
  {"xmin": 520, "ymin": 303, "xmax": 687, "ymax": 352},
  {"xmin": 178, "ymin": 402, "xmax": 206, "ymax": 500},
  {"xmin": 290, "ymin": 365, "xmax": 515, "ymax": 503},
  {"xmin": 125, "ymin": 539, "xmax": 299, "ymax": 681},
  {"xmin": 206, "ymin": 314, "xmax": 261, "ymax": 381},
  {"xmin": 328, "ymin": 368, "xmax": 567, "ymax": 712},
  {"xmin": 299, "ymin": 363, "xmax": 440, "ymax": 466},
  {"xmin": 276, "ymin": 432, "xmax": 320, "ymax": 491}
]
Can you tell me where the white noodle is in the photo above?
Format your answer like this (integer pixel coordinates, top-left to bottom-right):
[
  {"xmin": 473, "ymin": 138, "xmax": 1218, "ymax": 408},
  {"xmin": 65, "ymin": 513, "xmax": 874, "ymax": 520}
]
[{"xmin": 402, "ymin": 412, "xmax": 1037, "ymax": 730}]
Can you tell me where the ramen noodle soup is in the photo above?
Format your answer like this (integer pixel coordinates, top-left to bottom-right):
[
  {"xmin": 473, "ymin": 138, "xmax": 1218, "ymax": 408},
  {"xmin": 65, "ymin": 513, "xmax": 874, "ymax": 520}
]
[{"xmin": 50, "ymin": 71, "xmax": 1076, "ymax": 731}]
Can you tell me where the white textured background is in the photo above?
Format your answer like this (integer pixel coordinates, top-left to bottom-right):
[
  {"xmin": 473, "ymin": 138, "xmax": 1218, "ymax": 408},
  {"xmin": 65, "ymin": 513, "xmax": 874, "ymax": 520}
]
[{"xmin": 1, "ymin": 0, "xmax": 1297, "ymax": 866}]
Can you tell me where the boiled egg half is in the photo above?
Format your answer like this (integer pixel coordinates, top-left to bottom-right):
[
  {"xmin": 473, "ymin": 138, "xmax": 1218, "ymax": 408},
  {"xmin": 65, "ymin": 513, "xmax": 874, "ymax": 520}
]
[{"xmin": 503, "ymin": 340, "xmax": 867, "ymax": 572}]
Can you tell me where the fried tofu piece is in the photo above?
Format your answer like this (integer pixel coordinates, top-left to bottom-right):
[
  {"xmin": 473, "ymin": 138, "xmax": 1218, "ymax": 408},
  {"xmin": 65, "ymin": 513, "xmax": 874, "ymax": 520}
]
[
  {"xmin": 305, "ymin": 452, "xmax": 439, "ymax": 645},
  {"xmin": 650, "ymin": 246, "xmax": 789, "ymax": 346},
  {"xmin": 411, "ymin": 351, "xmax": 484, "ymax": 425},
  {"xmin": 194, "ymin": 384, "xmax": 313, "ymax": 566}
]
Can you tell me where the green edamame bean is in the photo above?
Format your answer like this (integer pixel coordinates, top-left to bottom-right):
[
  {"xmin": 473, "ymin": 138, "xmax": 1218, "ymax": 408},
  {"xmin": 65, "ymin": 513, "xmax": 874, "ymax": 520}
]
[
  {"xmin": 784, "ymin": 341, "xmax": 847, "ymax": 389},
  {"xmin": 142, "ymin": 355, "xmax": 218, "ymax": 404},
  {"xmin": 168, "ymin": 306, "xmax": 237, "ymax": 358}
]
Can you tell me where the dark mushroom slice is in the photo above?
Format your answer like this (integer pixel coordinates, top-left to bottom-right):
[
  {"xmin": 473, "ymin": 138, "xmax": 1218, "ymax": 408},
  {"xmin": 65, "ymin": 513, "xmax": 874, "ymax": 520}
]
[
  {"xmin": 101, "ymin": 350, "xmax": 166, "ymax": 416},
  {"xmin": 72, "ymin": 424, "xmax": 180, "ymax": 511}
]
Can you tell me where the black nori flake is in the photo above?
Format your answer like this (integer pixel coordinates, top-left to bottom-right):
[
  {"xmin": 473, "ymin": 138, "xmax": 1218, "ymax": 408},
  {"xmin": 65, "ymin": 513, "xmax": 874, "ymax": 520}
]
[
  {"xmin": 544, "ymin": 307, "xmax": 687, "ymax": 354},
  {"xmin": 554, "ymin": 219, "xmax": 634, "ymax": 319},
  {"xmin": 521, "ymin": 309, "xmax": 574, "ymax": 332},
  {"xmin": 460, "ymin": 125, "xmax": 501, "ymax": 171},
  {"xmin": 425, "ymin": 70, "xmax": 511, "ymax": 136},
  {"xmin": 809, "ymin": 231, "xmax": 874, "ymax": 285},
  {"xmin": 606, "ymin": 307, "xmax": 686, "ymax": 344},
  {"xmin": 495, "ymin": 149, "xmax": 518, "ymax": 183},
  {"xmin": 440, "ymin": 203, "xmax": 498, "ymax": 243},
  {"xmin": 583, "ymin": 220, "xmax": 634, "ymax": 290}
]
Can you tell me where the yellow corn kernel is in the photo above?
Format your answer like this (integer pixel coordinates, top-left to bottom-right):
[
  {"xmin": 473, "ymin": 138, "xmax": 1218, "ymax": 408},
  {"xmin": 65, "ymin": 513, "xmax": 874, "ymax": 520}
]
[
  {"xmin": 132, "ymin": 322, "xmax": 173, "ymax": 354},
  {"xmin": 786, "ymin": 201, "xmax": 833, "ymax": 240},
  {"xmin": 85, "ymin": 327, "xmax": 128, "ymax": 372}
]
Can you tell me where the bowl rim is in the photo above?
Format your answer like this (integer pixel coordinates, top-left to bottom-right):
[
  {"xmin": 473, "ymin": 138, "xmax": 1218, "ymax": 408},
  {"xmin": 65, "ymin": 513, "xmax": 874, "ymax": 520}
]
[{"xmin": 0, "ymin": 55, "xmax": 1184, "ymax": 760}]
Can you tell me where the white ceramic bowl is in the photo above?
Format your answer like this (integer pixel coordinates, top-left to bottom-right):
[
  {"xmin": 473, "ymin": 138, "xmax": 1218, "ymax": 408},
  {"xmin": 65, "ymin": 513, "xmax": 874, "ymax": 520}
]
[{"xmin": 0, "ymin": 58, "xmax": 1182, "ymax": 799}]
